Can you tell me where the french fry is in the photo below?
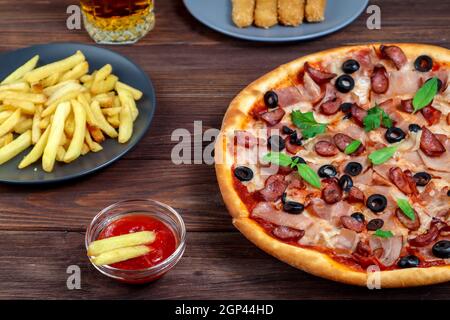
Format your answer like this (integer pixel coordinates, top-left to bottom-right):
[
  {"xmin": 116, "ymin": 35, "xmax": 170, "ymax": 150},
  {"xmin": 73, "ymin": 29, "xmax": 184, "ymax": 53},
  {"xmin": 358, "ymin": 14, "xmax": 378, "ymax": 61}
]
[
  {"xmin": 102, "ymin": 107, "xmax": 121, "ymax": 117},
  {"xmin": 0, "ymin": 81, "xmax": 30, "ymax": 92},
  {"xmin": 39, "ymin": 116, "xmax": 51, "ymax": 130},
  {"xmin": 60, "ymin": 132, "xmax": 67, "ymax": 147},
  {"xmin": 0, "ymin": 91, "xmax": 46, "ymax": 104},
  {"xmin": 0, "ymin": 133, "xmax": 13, "ymax": 148},
  {"xmin": 56, "ymin": 146, "xmax": 66, "ymax": 162},
  {"xmin": 60, "ymin": 61, "xmax": 89, "ymax": 82},
  {"xmin": 90, "ymin": 100, "xmax": 118, "ymax": 138},
  {"xmin": 115, "ymin": 81, "xmax": 143, "ymax": 100},
  {"xmin": 91, "ymin": 74, "xmax": 118, "ymax": 95},
  {"xmin": 88, "ymin": 125, "xmax": 105, "ymax": 143},
  {"xmin": 91, "ymin": 245, "xmax": 151, "ymax": 266},
  {"xmin": 87, "ymin": 231, "xmax": 156, "ymax": 256},
  {"xmin": 80, "ymin": 143, "xmax": 90, "ymax": 155},
  {"xmin": 14, "ymin": 118, "xmax": 33, "ymax": 134},
  {"xmin": 42, "ymin": 101, "xmax": 71, "ymax": 172},
  {"xmin": 0, "ymin": 130, "xmax": 32, "ymax": 165},
  {"xmin": 76, "ymin": 94, "xmax": 99, "ymax": 127},
  {"xmin": 85, "ymin": 130, "xmax": 103, "ymax": 152},
  {"xmin": 3, "ymin": 99, "xmax": 35, "ymax": 115},
  {"xmin": 42, "ymin": 80, "xmax": 78, "ymax": 97},
  {"xmin": 40, "ymin": 72, "xmax": 61, "ymax": 88},
  {"xmin": 0, "ymin": 111, "xmax": 13, "ymax": 124},
  {"xmin": 64, "ymin": 113, "xmax": 75, "ymax": 138},
  {"xmin": 93, "ymin": 92, "xmax": 115, "ymax": 108},
  {"xmin": 80, "ymin": 74, "xmax": 92, "ymax": 83},
  {"xmin": 31, "ymin": 83, "xmax": 44, "ymax": 93},
  {"xmin": 24, "ymin": 51, "xmax": 85, "ymax": 83},
  {"xmin": 46, "ymin": 82, "xmax": 84, "ymax": 106},
  {"xmin": 18, "ymin": 126, "xmax": 50, "ymax": 169},
  {"xmin": 0, "ymin": 109, "xmax": 21, "ymax": 137},
  {"xmin": 1, "ymin": 55, "xmax": 39, "ymax": 85},
  {"xmin": 118, "ymin": 88, "xmax": 138, "ymax": 121},
  {"xmin": 107, "ymin": 114, "xmax": 120, "ymax": 128},
  {"xmin": 93, "ymin": 64, "xmax": 112, "ymax": 84},
  {"xmin": 32, "ymin": 105, "xmax": 43, "ymax": 144},
  {"xmin": 118, "ymin": 101, "xmax": 133, "ymax": 143},
  {"xmin": 63, "ymin": 100, "xmax": 86, "ymax": 163}
]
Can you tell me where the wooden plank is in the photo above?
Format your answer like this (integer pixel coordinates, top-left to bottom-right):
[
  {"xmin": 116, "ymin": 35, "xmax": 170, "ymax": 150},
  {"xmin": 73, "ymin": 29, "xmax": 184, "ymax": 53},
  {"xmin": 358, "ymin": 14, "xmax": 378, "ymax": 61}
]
[{"xmin": 1, "ymin": 230, "xmax": 449, "ymax": 299}]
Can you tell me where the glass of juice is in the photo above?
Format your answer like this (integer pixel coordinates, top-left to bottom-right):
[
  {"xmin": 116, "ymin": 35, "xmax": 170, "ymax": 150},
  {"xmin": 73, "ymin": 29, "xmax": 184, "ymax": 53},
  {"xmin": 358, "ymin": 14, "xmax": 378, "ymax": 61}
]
[{"xmin": 80, "ymin": 0, "xmax": 155, "ymax": 44}]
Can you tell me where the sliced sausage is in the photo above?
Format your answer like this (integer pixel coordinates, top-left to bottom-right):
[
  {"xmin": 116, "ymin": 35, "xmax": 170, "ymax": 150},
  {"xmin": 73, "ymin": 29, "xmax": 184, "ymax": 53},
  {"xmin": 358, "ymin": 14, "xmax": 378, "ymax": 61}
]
[
  {"xmin": 389, "ymin": 167, "xmax": 412, "ymax": 194},
  {"xmin": 340, "ymin": 216, "xmax": 365, "ymax": 233},
  {"xmin": 259, "ymin": 174, "xmax": 288, "ymax": 202},
  {"xmin": 409, "ymin": 223, "xmax": 439, "ymax": 247},
  {"xmin": 420, "ymin": 127, "xmax": 446, "ymax": 157},
  {"xmin": 350, "ymin": 103, "xmax": 368, "ymax": 126},
  {"xmin": 404, "ymin": 170, "xmax": 419, "ymax": 195},
  {"xmin": 400, "ymin": 99, "xmax": 414, "ymax": 113},
  {"xmin": 304, "ymin": 62, "xmax": 337, "ymax": 85},
  {"xmin": 355, "ymin": 240, "xmax": 372, "ymax": 256},
  {"xmin": 347, "ymin": 186, "xmax": 365, "ymax": 204},
  {"xmin": 260, "ymin": 108, "xmax": 286, "ymax": 126},
  {"xmin": 380, "ymin": 45, "xmax": 407, "ymax": 70},
  {"xmin": 272, "ymin": 226, "xmax": 305, "ymax": 242},
  {"xmin": 321, "ymin": 178, "xmax": 342, "ymax": 204},
  {"xmin": 395, "ymin": 208, "xmax": 420, "ymax": 231},
  {"xmin": 371, "ymin": 64, "xmax": 389, "ymax": 94},
  {"xmin": 285, "ymin": 136, "xmax": 303, "ymax": 155},
  {"xmin": 320, "ymin": 97, "xmax": 342, "ymax": 115},
  {"xmin": 333, "ymin": 133, "xmax": 365, "ymax": 155},
  {"xmin": 315, "ymin": 141, "xmax": 339, "ymax": 157},
  {"xmin": 421, "ymin": 105, "xmax": 442, "ymax": 126},
  {"xmin": 234, "ymin": 130, "xmax": 257, "ymax": 148}
]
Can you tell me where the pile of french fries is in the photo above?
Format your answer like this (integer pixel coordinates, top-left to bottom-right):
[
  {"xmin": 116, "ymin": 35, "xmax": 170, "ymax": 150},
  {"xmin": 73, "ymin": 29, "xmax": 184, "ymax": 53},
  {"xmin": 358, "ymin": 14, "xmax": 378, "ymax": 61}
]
[
  {"xmin": 87, "ymin": 231, "xmax": 155, "ymax": 266},
  {"xmin": 0, "ymin": 50, "xmax": 143, "ymax": 172}
]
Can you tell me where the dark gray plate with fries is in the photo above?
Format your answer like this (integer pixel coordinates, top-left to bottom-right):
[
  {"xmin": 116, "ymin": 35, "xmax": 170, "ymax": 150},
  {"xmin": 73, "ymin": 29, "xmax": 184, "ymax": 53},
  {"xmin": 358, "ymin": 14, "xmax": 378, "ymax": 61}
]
[{"xmin": 0, "ymin": 43, "xmax": 156, "ymax": 184}]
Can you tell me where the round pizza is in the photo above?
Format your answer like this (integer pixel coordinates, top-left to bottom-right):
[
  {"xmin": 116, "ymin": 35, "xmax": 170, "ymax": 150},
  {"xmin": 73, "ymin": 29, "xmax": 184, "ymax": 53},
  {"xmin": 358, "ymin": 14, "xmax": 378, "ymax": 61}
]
[{"xmin": 215, "ymin": 43, "xmax": 450, "ymax": 287}]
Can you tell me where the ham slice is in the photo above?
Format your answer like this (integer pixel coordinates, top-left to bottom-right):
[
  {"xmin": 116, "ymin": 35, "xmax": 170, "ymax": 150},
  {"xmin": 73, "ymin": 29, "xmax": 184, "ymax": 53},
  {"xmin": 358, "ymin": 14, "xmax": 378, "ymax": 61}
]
[
  {"xmin": 309, "ymin": 198, "xmax": 352, "ymax": 225},
  {"xmin": 274, "ymin": 86, "xmax": 303, "ymax": 108},
  {"xmin": 295, "ymin": 72, "xmax": 324, "ymax": 104},
  {"xmin": 252, "ymin": 202, "xmax": 314, "ymax": 231},
  {"xmin": 369, "ymin": 235, "xmax": 403, "ymax": 267},
  {"xmin": 332, "ymin": 229, "xmax": 359, "ymax": 252}
]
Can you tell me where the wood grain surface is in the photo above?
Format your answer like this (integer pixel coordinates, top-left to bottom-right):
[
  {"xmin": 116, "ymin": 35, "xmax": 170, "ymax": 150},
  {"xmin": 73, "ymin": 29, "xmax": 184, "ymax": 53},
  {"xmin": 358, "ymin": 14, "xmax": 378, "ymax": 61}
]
[{"xmin": 0, "ymin": 0, "xmax": 448, "ymax": 299}]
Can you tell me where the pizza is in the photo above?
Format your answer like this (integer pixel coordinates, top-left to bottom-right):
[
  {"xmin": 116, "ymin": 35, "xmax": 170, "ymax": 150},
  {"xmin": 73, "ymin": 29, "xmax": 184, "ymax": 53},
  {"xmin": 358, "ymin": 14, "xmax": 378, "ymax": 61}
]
[{"xmin": 215, "ymin": 43, "xmax": 450, "ymax": 287}]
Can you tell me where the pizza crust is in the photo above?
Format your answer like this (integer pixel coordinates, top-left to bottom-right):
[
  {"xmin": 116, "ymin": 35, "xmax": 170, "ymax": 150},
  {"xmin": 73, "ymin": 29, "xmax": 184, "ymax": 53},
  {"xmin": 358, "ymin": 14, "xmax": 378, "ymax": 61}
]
[{"xmin": 215, "ymin": 43, "xmax": 450, "ymax": 287}]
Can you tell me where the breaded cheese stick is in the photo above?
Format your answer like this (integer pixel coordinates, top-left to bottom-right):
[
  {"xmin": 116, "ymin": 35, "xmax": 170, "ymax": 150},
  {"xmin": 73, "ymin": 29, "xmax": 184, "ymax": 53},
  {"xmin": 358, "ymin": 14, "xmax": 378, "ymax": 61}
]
[
  {"xmin": 278, "ymin": 0, "xmax": 304, "ymax": 26},
  {"xmin": 232, "ymin": 0, "xmax": 255, "ymax": 28},
  {"xmin": 305, "ymin": 0, "xmax": 327, "ymax": 22},
  {"xmin": 254, "ymin": 0, "xmax": 278, "ymax": 28}
]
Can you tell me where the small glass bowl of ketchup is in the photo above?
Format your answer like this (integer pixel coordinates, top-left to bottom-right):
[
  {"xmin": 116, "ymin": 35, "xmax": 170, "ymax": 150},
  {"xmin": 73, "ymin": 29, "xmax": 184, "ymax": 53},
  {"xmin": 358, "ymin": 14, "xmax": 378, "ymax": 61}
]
[{"xmin": 85, "ymin": 199, "xmax": 186, "ymax": 284}]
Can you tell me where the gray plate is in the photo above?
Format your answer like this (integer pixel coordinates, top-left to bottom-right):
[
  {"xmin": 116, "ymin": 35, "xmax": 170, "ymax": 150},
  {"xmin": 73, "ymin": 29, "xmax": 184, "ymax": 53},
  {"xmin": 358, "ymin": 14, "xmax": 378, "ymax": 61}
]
[
  {"xmin": 0, "ymin": 43, "xmax": 156, "ymax": 185},
  {"xmin": 184, "ymin": 0, "xmax": 369, "ymax": 42}
]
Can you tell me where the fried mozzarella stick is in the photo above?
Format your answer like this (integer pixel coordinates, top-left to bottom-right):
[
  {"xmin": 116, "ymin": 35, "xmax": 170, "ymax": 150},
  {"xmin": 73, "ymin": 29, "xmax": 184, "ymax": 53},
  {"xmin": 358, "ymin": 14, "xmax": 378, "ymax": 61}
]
[
  {"xmin": 254, "ymin": 0, "xmax": 278, "ymax": 28},
  {"xmin": 305, "ymin": 0, "xmax": 327, "ymax": 22},
  {"xmin": 232, "ymin": 0, "xmax": 255, "ymax": 28},
  {"xmin": 278, "ymin": 0, "xmax": 304, "ymax": 26}
]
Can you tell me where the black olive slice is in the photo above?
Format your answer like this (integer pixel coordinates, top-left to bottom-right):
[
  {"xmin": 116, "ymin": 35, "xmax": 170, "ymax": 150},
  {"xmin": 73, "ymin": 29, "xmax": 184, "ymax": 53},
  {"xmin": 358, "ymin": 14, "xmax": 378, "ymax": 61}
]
[
  {"xmin": 340, "ymin": 102, "xmax": 353, "ymax": 113},
  {"xmin": 342, "ymin": 59, "xmax": 360, "ymax": 74},
  {"xmin": 385, "ymin": 127, "xmax": 406, "ymax": 143},
  {"xmin": 414, "ymin": 55, "xmax": 433, "ymax": 72},
  {"xmin": 282, "ymin": 126, "xmax": 295, "ymax": 135},
  {"xmin": 339, "ymin": 175, "xmax": 353, "ymax": 192},
  {"xmin": 268, "ymin": 135, "xmax": 285, "ymax": 151},
  {"xmin": 318, "ymin": 165, "xmax": 337, "ymax": 178},
  {"xmin": 367, "ymin": 218, "xmax": 384, "ymax": 231},
  {"xmin": 413, "ymin": 172, "xmax": 432, "ymax": 186},
  {"xmin": 432, "ymin": 240, "xmax": 450, "ymax": 259},
  {"xmin": 408, "ymin": 124, "xmax": 421, "ymax": 132},
  {"xmin": 351, "ymin": 212, "xmax": 365, "ymax": 223},
  {"xmin": 283, "ymin": 201, "xmax": 305, "ymax": 214},
  {"xmin": 264, "ymin": 91, "xmax": 278, "ymax": 108},
  {"xmin": 344, "ymin": 162, "xmax": 363, "ymax": 176},
  {"xmin": 397, "ymin": 255, "xmax": 420, "ymax": 268},
  {"xmin": 234, "ymin": 166, "xmax": 254, "ymax": 182},
  {"xmin": 335, "ymin": 75, "xmax": 355, "ymax": 93},
  {"xmin": 291, "ymin": 156, "xmax": 306, "ymax": 165},
  {"xmin": 366, "ymin": 194, "xmax": 387, "ymax": 213}
]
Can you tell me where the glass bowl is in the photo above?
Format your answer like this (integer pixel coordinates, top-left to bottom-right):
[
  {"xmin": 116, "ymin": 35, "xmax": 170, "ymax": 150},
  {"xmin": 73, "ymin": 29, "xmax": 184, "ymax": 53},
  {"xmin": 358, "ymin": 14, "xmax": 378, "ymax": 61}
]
[{"xmin": 85, "ymin": 199, "xmax": 186, "ymax": 284}]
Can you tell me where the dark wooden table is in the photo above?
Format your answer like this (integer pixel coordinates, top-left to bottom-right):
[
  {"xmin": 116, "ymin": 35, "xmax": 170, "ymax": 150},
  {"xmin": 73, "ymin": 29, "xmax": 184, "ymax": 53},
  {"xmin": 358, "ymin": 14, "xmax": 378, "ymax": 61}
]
[{"xmin": 0, "ymin": 0, "xmax": 448, "ymax": 300}]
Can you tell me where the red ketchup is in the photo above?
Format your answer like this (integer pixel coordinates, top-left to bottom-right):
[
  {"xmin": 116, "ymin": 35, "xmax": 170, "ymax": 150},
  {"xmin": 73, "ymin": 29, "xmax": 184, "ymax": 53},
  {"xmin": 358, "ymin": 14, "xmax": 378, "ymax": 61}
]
[{"xmin": 98, "ymin": 215, "xmax": 177, "ymax": 272}]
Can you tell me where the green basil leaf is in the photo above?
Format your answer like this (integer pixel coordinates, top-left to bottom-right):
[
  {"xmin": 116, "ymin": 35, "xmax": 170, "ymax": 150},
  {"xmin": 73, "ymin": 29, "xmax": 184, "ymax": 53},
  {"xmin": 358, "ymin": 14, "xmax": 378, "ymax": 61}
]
[
  {"xmin": 368, "ymin": 146, "xmax": 397, "ymax": 165},
  {"xmin": 396, "ymin": 198, "xmax": 415, "ymax": 221},
  {"xmin": 291, "ymin": 110, "xmax": 327, "ymax": 139},
  {"xmin": 381, "ymin": 110, "xmax": 393, "ymax": 128},
  {"xmin": 297, "ymin": 163, "xmax": 321, "ymax": 189},
  {"xmin": 263, "ymin": 152, "xmax": 293, "ymax": 167},
  {"xmin": 413, "ymin": 77, "xmax": 438, "ymax": 112},
  {"xmin": 344, "ymin": 140, "xmax": 362, "ymax": 155},
  {"xmin": 363, "ymin": 105, "xmax": 393, "ymax": 132},
  {"xmin": 374, "ymin": 229, "xmax": 394, "ymax": 238}
]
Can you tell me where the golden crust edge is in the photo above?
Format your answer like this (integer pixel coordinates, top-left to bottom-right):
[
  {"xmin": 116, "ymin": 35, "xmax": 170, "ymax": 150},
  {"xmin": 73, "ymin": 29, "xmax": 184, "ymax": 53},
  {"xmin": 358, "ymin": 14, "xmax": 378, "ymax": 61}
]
[{"xmin": 215, "ymin": 43, "xmax": 450, "ymax": 286}]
